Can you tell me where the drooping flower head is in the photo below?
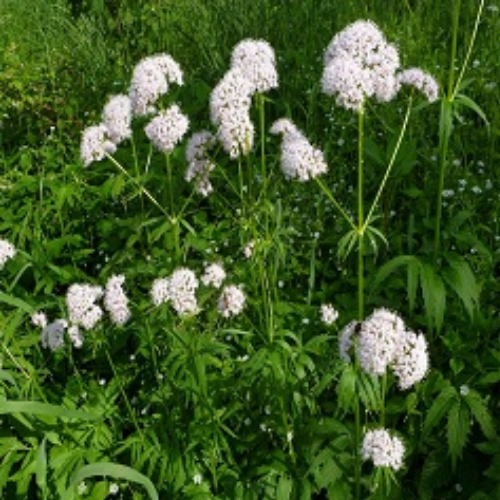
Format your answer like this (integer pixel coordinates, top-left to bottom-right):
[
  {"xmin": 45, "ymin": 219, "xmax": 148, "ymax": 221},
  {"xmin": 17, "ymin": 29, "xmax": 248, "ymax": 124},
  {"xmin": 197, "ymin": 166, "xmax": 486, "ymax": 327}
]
[
  {"xmin": 396, "ymin": 68, "xmax": 439, "ymax": 102},
  {"xmin": 230, "ymin": 39, "xmax": 279, "ymax": 93},
  {"xmin": 66, "ymin": 283, "xmax": 104, "ymax": 330},
  {"xmin": 104, "ymin": 275, "xmax": 131, "ymax": 326},
  {"xmin": 185, "ymin": 131, "xmax": 217, "ymax": 196},
  {"xmin": 80, "ymin": 124, "xmax": 117, "ymax": 167},
  {"xmin": 129, "ymin": 54, "xmax": 184, "ymax": 117},
  {"xmin": 321, "ymin": 20, "xmax": 400, "ymax": 110},
  {"xmin": 270, "ymin": 118, "xmax": 328, "ymax": 181},
  {"xmin": 145, "ymin": 104, "xmax": 189, "ymax": 153},
  {"xmin": 102, "ymin": 94, "xmax": 132, "ymax": 145},
  {"xmin": 362, "ymin": 428, "xmax": 405, "ymax": 471}
]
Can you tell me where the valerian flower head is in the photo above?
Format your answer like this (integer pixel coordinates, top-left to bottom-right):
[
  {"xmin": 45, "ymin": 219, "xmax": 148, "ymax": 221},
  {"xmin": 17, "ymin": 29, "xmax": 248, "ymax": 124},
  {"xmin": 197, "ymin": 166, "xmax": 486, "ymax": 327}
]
[
  {"xmin": 102, "ymin": 94, "xmax": 132, "ymax": 145},
  {"xmin": 339, "ymin": 320, "xmax": 358, "ymax": 362},
  {"xmin": 41, "ymin": 319, "xmax": 68, "ymax": 351},
  {"xmin": 151, "ymin": 268, "xmax": 199, "ymax": 315},
  {"xmin": 362, "ymin": 428, "xmax": 405, "ymax": 471},
  {"xmin": 66, "ymin": 284, "xmax": 104, "ymax": 330},
  {"xmin": 104, "ymin": 275, "xmax": 131, "ymax": 326},
  {"xmin": 396, "ymin": 68, "xmax": 439, "ymax": 102},
  {"xmin": 80, "ymin": 124, "xmax": 117, "ymax": 167},
  {"xmin": 185, "ymin": 131, "xmax": 217, "ymax": 197},
  {"xmin": 358, "ymin": 308, "xmax": 405, "ymax": 376},
  {"xmin": 210, "ymin": 67, "xmax": 254, "ymax": 159},
  {"xmin": 218, "ymin": 285, "xmax": 246, "ymax": 317},
  {"xmin": 129, "ymin": 54, "xmax": 184, "ymax": 116},
  {"xmin": 270, "ymin": 118, "xmax": 328, "ymax": 181},
  {"xmin": 321, "ymin": 20, "xmax": 400, "ymax": 110},
  {"xmin": 32, "ymin": 311, "xmax": 48, "ymax": 329},
  {"xmin": 230, "ymin": 39, "xmax": 279, "ymax": 93},
  {"xmin": 201, "ymin": 263, "xmax": 226, "ymax": 289},
  {"xmin": 392, "ymin": 329, "xmax": 429, "ymax": 390},
  {"xmin": 145, "ymin": 104, "xmax": 189, "ymax": 153},
  {"xmin": 0, "ymin": 238, "xmax": 16, "ymax": 267},
  {"xmin": 320, "ymin": 304, "xmax": 339, "ymax": 325}
]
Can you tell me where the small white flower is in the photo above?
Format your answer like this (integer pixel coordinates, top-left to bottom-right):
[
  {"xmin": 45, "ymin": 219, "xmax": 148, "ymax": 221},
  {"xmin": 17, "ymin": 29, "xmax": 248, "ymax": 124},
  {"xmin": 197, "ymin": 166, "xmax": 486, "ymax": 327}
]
[
  {"xmin": 243, "ymin": 240, "xmax": 255, "ymax": 259},
  {"xmin": 185, "ymin": 131, "xmax": 217, "ymax": 197},
  {"xmin": 109, "ymin": 483, "xmax": 119, "ymax": 495},
  {"xmin": 80, "ymin": 124, "xmax": 117, "ymax": 167},
  {"xmin": 201, "ymin": 263, "xmax": 226, "ymax": 289},
  {"xmin": 77, "ymin": 481, "xmax": 87, "ymax": 495},
  {"xmin": 68, "ymin": 325, "xmax": 84, "ymax": 348},
  {"xmin": 41, "ymin": 319, "xmax": 68, "ymax": 351},
  {"xmin": 104, "ymin": 275, "xmax": 131, "ymax": 325},
  {"xmin": 0, "ymin": 238, "xmax": 16, "ymax": 267},
  {"xmin": 320, "ymin": 304, "xmax": 339, "ymax": 325},
  {"xmin": 66, "ymin": 284, "xmax": 103, "ymax": 330},
  {"xmin": 362, "ymin": 428, "xmax": 405, "ymax": 471},
  {"xmin": 31, "ymin": 311, "xmax": 48, "ymax": 329},
  {"xmin": 218, "ymin": 285, "xmax": 246, "ymax": 317},
  {"xmin": 460, "ymin": 385, "xmax": 470, "ymax": 397},
  {"xmin": 193, "ymin": 473, "xmax": 203, "ymax": 485},
  {"xmin": 151, "ymin": 268, "xmax": 199, "ymax": 315},
  {"xmin": 102, "ymin": 94, "xmax": 132, "ymax": 144},
  {"xmin": 145, "ymin": 104, "xmax": 189, "ymax": 153}
]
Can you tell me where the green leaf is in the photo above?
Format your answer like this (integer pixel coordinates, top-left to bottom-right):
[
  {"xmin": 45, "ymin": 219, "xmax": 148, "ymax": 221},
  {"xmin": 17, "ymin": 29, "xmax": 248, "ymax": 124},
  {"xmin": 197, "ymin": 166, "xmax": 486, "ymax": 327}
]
[
  {"xmin": 454, "ymin": 92, "xmax": 490, "ymax": 128},
  {"xmin": 336, "ymin": 365, "xmax": 356, "ymax": 412},
  {"xmin": 442, "ymin": 253, "xmax": 479, "ymax": 319},
  {"xmin": 464, "ymin": 389, "xmax": 496, "ymax": 440},
  {"xmin": 337, "ymin": 229, "xmax": 358, "ymax": 261},
  {"xmin": 419, "ymin": 262, "xmax": 446, "ymax": 332},
  {"xmin": 423, "ymin": 385, "xmax": 458, "ymax": 437},
  {"xmin": 447, "ymin": 400, "xmax": 470, "ymax": 471},
  {"xmin": 407, "ymin": 256, "xmax": 419, "ymax": 313},
  {"xmin": 66, "ymin": 462, "xmax": 158, "ymax": 500},
  {"xmin": 0, "ymin": 292, "xmax": 33, "ymax": 313},
  {"xmin": 418, "ymin": 448, "xmax": 450, "ymax": 500},
  {"xmin": 35, "ymin": 438, "xmax": 47, "ymax": 492},
  {"xmin": 276, "ymin": 474, "xmax": 293, "ymax": 500},
  {"xmin": 0, "ymin": 401, "xmax": 100, "ymax": 421},
  {"xmin": 370, "ymin": 255, "xmax": 418, "ymax": 294}
]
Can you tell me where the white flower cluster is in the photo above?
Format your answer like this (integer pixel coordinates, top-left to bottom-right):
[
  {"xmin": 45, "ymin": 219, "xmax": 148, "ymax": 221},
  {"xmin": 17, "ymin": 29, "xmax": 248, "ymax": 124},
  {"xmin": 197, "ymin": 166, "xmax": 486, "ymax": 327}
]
[
  {"xmin": 201, "ymin": 262, "xmax": 226, "ymax": 289},
  {"xmin": 81, "ymin": 53, "xmax": 187, "ymax": 166},
  {"xmin": 129, "ymin": 54, "xmax": 184, "ymax": 117},
  {"xmin": 104, "ymin": 275, "xmax": 131, "ymax": 326},
  {"xmin": 210, "ymin": 68, "xmax": 254, "ymax": 159},
  {"xmin": 362, "ymin": 428, "xmax": 405, "ymax": 471},
  {"xmin": 243, "ymin": 239, "xmax": 255, "ymax": 259},
  {"xmin": 321, "ymin": 20, "xmax": 438, "ymax": 110},
  {"xmin": 230, "ymin": 39, "xmax": 278, "ymax": 93},
  {"xmin": 270, "ymin": 118, "xmax": 328, "ymax": 181},
  {"xmin": 320, "ymin": 303, "xmax": 339, "ymax": 325},
  {"xmin": 218, "ymin": 285, "xmax": 246, "ymax": 318},
  {"xmin": 340, "ymin": 308, "xmax": 429, "ymax": 390},
  {"xmin": 210, "ymin": 39, "xmax": 278, "ymax": 159},
  {"xmin": 41, "ymin": 318, "xmax": 68, "ymax": 351},
  {"xmin": 144, "ymin": 104, "xmax": 189, "ymax": 153},
  {"xmin": 0, "ymin": 238, "xmax": 16, "ymax": 267},
  {"xmin": 151, "ymin": 268, "xmax": 199, "ymax": 315},
  {"xmin": 67, "ymin": 284, "xmax": 104, "ymax": 330},
  {"xmin": 185, "ymin": 131, "xmax": 217, "ymax": 196},
  {"xmin": 396, "ymin": 68, "xmax": 439, "ymax": 102}
]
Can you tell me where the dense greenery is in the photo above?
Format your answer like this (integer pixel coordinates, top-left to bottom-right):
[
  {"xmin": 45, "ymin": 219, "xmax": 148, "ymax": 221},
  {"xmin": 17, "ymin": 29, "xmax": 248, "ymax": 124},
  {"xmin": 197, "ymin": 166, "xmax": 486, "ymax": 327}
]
[{"xmin": 1, "ymin": 0, "xmax": 500, "ymax": 499}]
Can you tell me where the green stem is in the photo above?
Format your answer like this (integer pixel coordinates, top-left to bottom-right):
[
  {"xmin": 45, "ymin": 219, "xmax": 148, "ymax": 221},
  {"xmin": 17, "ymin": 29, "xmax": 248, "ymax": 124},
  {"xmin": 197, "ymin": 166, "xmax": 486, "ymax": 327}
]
[
  {"xmin": 315, "ymin": 177, "xmax": 356, "ymax": 232},
  {"xmin": 165, "ymin": 153, "xmax": 181, "ymax": 262},
  {"xmin": 448, "ymin": 0, "xmax": 462, "ymax": 98},
  {"xmin": 363, "ymin": 96, "xmax": 413, "ymax": 232},
  {"xmin": 357, "ymin": 106, "xmax": 365, "ymax": 322},
  {"xmin": 258, "ymin": 93, "xmax": 267, "ymax": 201}
]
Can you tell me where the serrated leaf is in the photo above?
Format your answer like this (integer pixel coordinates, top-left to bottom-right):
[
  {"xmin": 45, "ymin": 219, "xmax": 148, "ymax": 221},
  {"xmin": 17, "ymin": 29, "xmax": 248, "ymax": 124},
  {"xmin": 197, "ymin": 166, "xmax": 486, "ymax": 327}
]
[
  {"xmin": 442, "ymin": 253, "xmax": 479, "ymax": 319},
  {"xmin": 418, "ymin": 448, "xmax": 450, "ymax": 500},
  {"xmin": 423, "ymin": 385, "xmax": 458, "ymax": 437},
  {"xmin": 420, "ymin": 262, "xmax": 446, "ymax": 332},
  {"xmin": 447, "ymin": 400, "xmax": 470, "ymax": 471},
  {"xmin": 464, "ymin": 389, "xmax": 496, "ymax": 439}
]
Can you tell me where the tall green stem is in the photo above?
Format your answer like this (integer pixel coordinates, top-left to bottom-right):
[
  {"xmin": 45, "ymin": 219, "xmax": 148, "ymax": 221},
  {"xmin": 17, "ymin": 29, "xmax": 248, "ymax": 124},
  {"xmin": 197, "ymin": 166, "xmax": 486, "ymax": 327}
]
[
  {"xmin": 357, "ymin": 106, "xmax": 365, "ymax": 322},
  {"xmin": 165, "ymin": 153, "xmax": 180, "ymax": 262}
]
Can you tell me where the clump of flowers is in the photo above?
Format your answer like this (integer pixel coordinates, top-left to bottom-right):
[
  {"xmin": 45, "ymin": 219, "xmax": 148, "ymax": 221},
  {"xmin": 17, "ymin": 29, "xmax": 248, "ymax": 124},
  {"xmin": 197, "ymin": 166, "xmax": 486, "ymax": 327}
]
[
  {"xmin": 243, "ymin": 240, "xmax": 255, "ymax": 259},
  {"xmin": 80, "ymin": 124, "xmax": 117, "ymax": 167},
  {"xmin": 392, "ymin": 329, "xmax": 429, "ymax": 390},
  {"xmin": 185, "ymin": 131, "xmax": 217, "ymax": 196},
  {"xmin": 41, "ymin": 319, "xmax": 68, "ymax": 351},
  {"xmin": 270, "ymin": 118, "xmax": 328, "ymax": 181},
  {"xmin": 66, "ymin": 283, "xmax": 104, "ymax": 330},
  {"xmin": 104, "ymin": 275, "xmax": 131, "ymax": 326},
  {"xmin": 0, "ymin": 238, "xmax": 16, "ymax": 267},
  {"xmin": 102, "ymin": 94, "xmax": 132, "ymax": 145},
  {"xmin": 151, "ymin": 268, "xmax": 199, "ymax": 315},
  {"xmin": 362, "ymin": 428, "xmax": 405, "ymax": 471},
  {"xmin": 320, "ymin": 303, "xmax": 339, "ymax": 325},
  {"xmin": 396, "ymin": 68, "xmax": 439, "ymax": 102},
  {"xmin": 129, "ymin": 53, "xmax": 184, "ymax": 117},
  {"xmin": 145, "ymin": 104, "xmax": 189, "ymax": 153},
  {"xmin": 201, "ymin": 263, "xmax": 226, "ymax": 289},
  {"xmin": 218, "ymin": 285, "xmax": 246, "ymax": 317}
]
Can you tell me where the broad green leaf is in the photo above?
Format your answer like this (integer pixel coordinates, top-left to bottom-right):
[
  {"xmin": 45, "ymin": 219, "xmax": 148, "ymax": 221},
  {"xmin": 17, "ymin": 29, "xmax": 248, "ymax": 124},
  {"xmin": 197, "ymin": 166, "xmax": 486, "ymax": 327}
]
[
  {"xmin": 370, "ymin": 254, "xmax": 418, "ymax": 294},
  {"xmin": 0, "ymin": 292, "xmax": 33, "ymax": 313},
  {"xmin": 420, "ymin": 262, "xmax": 446, "ymax": 332},
  {"xmin": 66, "ymin": 462, "xmax": 158, "ymax": 500},
  {"xmin": 442, "ymin": 253, "xmax": 479, "ymax": 319},
  {"xmin": 447, "ymin": 400, "xmax": 470, "ymax": 471},
  {"xmin": 276, "ymin": 474, "xmax": 293, "ymax": 500},
  {"xmin": 35, "ymin": 438, "xmax": 47, "ymax": 492},
  {"xmin": 0, "ymin": 401, "xmax": 100, "ymax": 421},
  {"xmin": 439, "ymin": 98, "xmax": 454, "ymax": 147},
  {"xmin": 423, "ymin": 385, "xmax": 458, "ymax": 437},
  {"xmin": 418, "ymin": 448, "xmax": 450, "ymax": 500},
  {"xmin": 464, "ymin": 389, "xmax": 496, "ymax": 439},
  {"xmin": 336, "ymin": 365, "xmax": 356, "ymax": 411}
]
